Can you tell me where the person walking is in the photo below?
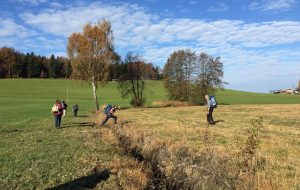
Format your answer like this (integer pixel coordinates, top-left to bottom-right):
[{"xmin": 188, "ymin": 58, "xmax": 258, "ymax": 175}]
[
  {"xmin": 205, "ymin": 95, "xmax": 216, "ymax": 125},
  {"xmin": 100, "ymin": 105, "xmax": 120, "ymax": 127},
  {"xmin": 72, "ymin": 104, "xmax": 79, "ymax": 117},
  {"xmin": 51, "ymin": 100, "xmax": 64, "ymax": 129}
]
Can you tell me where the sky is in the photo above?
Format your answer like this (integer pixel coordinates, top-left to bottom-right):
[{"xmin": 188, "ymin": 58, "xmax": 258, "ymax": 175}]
[{"xmin": 1, "ymin": 0, "xmax": 300, "ymax": 92}]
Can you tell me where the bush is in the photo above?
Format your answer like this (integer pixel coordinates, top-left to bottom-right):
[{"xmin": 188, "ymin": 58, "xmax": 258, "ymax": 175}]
[{"xmin": 130, "ymin": 97, "xmax": 146, "ymax": 107}]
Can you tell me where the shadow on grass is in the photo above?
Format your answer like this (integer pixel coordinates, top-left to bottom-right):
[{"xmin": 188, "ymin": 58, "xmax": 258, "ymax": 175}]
[
  {"xmin": 218, "ymin": 103, "xmax": 230, "ymax": 105},
  {"xmin": 76, "ymin": 115, "xmax": 89, "ymax": 118},
  {"xmin": 0, "ymin": 129, "xmax": 23, "ymax": 134},
  {"xmin": 46, "ymin": 168, "xmax": 110, "ymax": 190},
  {"xmin": 214, "ymin": 120, "xmax": 225, "ymax": 124},
  {"xmin": 61, "ymin": 122, "xmax": 96, "ymax": 128}
]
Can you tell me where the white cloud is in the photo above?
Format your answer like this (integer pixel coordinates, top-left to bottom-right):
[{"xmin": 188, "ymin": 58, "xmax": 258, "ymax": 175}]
[
  {"xmin": 1, "ymin": 1, "xmax": 300, "ymax": 92},
  {"xmin": 19, "ymin": 2, "xmax": 300, "ymax": 50},
  {"xmin": 189, "ymin": 1, "xmax": 197, "ymax": 5},
  {"xmin": 207, "ymin": 2, "xmax": 229, "ymax": 12},
  {"xmin": 0, "ymin": 18, "xmax": 31, "ymax": 38},
  {"xmin": 49, "ymin": 2, "xmax": 63, "ymax": 9},
  {"xmin": 10, "ymin": 0, "xmax": 48, "ymax": 5},
  {"xmin": 249, "ymin": 0, "xmax": 297, "ymax": 12}
]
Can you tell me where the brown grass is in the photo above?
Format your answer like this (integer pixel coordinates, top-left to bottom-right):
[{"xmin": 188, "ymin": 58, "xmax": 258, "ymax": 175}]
[
  {"xmin": 152, "ymin": 100, "xmax": 190, "ymax": 107},
  {"xmin": 97, "ymin": 104, "xmax": 300, "ymax": 189}
]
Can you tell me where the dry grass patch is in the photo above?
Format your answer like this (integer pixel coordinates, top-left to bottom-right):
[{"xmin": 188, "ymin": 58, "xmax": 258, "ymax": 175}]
[
  {"xmin": 152, "ymin": 100, "xmax": 190, "ymax": 107},
  {"xmin": 105, "ymin": 104, "xmax": 300, "ymax": 189}
]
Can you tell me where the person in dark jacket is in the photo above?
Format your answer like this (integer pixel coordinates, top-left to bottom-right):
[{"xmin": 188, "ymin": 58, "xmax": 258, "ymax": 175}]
[
  {"xmin": 205, "ymin": 95, "xmax": 215, "ymax": 125},
  {"xmin": 72, "ymin": 104, "xmax": 79, "ymax": 117},
  {"xmin": 62, "ymin": 100, "xmax": 68, "ymax": 117},
  {"xmin": 51, "ymin": 100, "xmax": 64, "ymax": 128},
  {"xmin": 100, "ymin": 105, "xmax": 120, "ymax": 127}
]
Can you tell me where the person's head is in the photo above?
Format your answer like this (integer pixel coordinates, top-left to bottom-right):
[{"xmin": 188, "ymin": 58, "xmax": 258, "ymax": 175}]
[
  {"xmin": 204, "ymin": 95, "xmax": 209, "ymax": 100},
  {"xmin": 56, "ymin": 100, "xmax": 61, "ymax": 104}
]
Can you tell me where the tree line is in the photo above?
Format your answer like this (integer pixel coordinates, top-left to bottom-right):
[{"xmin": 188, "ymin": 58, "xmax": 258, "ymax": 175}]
[
  {"xmin": 0, "ymin": 47, "xmax": 71, "ymax": 79},
  {"xmin": 0, "ymin": 46, "xmax": 161, "ymax": 81}
]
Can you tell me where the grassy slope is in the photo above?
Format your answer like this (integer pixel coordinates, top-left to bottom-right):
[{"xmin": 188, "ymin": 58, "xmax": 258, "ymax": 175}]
[
  {"xmin": 217, "ymin": 89, "xmax": 300, "ymax": 104},
  {"xmin": 0, "ymin": 79, "xmax": 298, "ymax": 114},
  {"xmin": 0, "ymin": 79, "xmax": 299, "ymax": 189},
  {"xmin": 0, "ymin": 79, "xmax": 167, "ymax": 189},
  {"xmin": 0, "ymin": 79, "xmax": 124, "ymax": 189}
]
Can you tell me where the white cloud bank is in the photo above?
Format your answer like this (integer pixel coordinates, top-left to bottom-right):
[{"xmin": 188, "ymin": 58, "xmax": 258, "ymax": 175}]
[{"xmin": 1, "ymin": 1, "xmax": 300, "ymax": 92}]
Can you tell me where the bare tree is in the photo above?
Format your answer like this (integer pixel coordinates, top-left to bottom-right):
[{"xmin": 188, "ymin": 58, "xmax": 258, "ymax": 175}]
[
  {"xmin": 118, "ymin": 53, "xmax": 150, "ymax": 107},
  {"xmin": 163, "ymin": 49, "xmax": 197, "ymax": 101},
  {"xmin": 67, "ymin": 20, "xmax": 115, "ymax": 111},
  {"xmin": 196, "ymin": 53, "xmax": 224, "ymax": 99},
  {"xmin": 163, "ymin": 50, "xmax": 224, "ymax": 104}
]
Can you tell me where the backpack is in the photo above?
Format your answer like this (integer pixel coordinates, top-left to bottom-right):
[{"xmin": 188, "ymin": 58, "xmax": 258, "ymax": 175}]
[
  {"xmin": 51, "ymin": 105, "xmax": 58, "ymax": 113},
  {"xmin": 63, "ymin": 103, "xmax": 67, "ymax": 109},
  {"xmin": 209, "ymin": 95, "xmax": 217, "ymax": 108},
  {"xmin": 104, "ymin": 104, "xmax": 112, "ymax": 114}
]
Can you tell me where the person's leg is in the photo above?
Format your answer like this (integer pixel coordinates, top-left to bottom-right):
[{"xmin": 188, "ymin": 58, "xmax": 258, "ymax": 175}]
[
  {"xmin": 100, "ymin": 115, "xmax": 110, "ymax": 127},
  {"xmin": 209, "ymin": 107, "xmax": 215, "ymax": 124},
  {"xmin": 207, "ymin": 113, "xmax": 210, "ymax": 124},
  {"xmin": 74, "ymin": 110, "xmax": 77, "ymax": 117},
  {"xmin": 54, "ymin": 116, "xmax": 59, "ymax": 128},
  {"xmin": 110, "ymin": 115, "xmax": 117, "ymax": 124},
  {"xmin": 58, "ymin": 115, "xmax": 62, "ymax": 128}
]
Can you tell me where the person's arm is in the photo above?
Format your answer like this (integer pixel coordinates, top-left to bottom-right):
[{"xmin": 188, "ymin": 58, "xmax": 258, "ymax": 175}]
[
  {"xmin": 109, "ymin": 106, "xmax": 120, "ymax": 114},
  {"xmin": 207, "ymin": 100, "xmax": 211, "ymax": 112},
  {"xmin": 109, "ymin": 107, "xmax": 115, "ymax": 115}
]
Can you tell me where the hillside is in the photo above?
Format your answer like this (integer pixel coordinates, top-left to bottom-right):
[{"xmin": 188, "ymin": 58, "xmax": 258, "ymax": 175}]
[
  {"xmin": 0, "ymin": 79, "xmax": 299, "ymax": 112},
  {"xmin": 0, "ymin": 79, "xmax": 299, "ymax": 189},
  {"xmin": 217, "ymin": 89, "xmax": 300, "ymax": 104}
]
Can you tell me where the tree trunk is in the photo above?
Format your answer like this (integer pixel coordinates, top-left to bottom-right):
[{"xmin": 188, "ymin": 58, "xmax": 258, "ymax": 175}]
[{"xmin": 92, "ymin": 80, "xmax": 99, "ymax": 111}]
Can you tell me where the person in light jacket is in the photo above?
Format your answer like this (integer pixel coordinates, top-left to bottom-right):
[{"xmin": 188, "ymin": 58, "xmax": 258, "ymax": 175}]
[
  {"xmin": 51, "ymin": 100, "xmax": 64, "ymax": 128},
  {"xmin": 205, "ymin": 95, "xmax": 215, "ymax": 125}
]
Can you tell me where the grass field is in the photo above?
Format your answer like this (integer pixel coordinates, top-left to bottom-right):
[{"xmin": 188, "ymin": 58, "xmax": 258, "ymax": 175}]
[
  {"xmin": 217, "ymin": 89, "xmax": 300, "ymax": 104},
  {"xmin": 0, "ymin": 79, "xmax": 299, "ymax": 189},
  {"xmin": 113, "ymin": 105, "xmax": 300, "ymax": 189}
]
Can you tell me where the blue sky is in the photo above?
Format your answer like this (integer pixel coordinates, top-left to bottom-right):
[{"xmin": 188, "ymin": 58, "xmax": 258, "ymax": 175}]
[{"xmin": 1, "ymin": 0, "xmax": 300, "ymax": 92}]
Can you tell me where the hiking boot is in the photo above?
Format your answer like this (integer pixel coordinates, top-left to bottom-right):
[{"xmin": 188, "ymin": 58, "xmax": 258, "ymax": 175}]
[{"xmin": 211, "ymin": 121, "xmax": 216, "ymax": 125}]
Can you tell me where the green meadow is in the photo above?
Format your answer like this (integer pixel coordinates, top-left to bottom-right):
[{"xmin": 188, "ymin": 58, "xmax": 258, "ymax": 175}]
[{"xmin": 0, "ymin": 79, "xmax": 299, "ymax": 189}]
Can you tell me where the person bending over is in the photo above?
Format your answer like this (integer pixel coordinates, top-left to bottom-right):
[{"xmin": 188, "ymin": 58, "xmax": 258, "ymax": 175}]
[{"xmin": 100, "ymin": 105, "xmax": 120, "ymax": 127}]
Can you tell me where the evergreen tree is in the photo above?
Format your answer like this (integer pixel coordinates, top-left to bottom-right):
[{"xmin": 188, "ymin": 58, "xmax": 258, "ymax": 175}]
[
  {"xmin": 40, "ymin": 56, "xmax": 49, "ymax": 78},
  {"xmin": 15, "ymin": 53, "xmax": 27, "ymax": 78},
  {"xmin": 49, "ymin": 54, "xmax": 57, "ymax": 78},
  {"xmin": 27, "ymin": 52, "xmax": 41, "ymax": 78}
]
